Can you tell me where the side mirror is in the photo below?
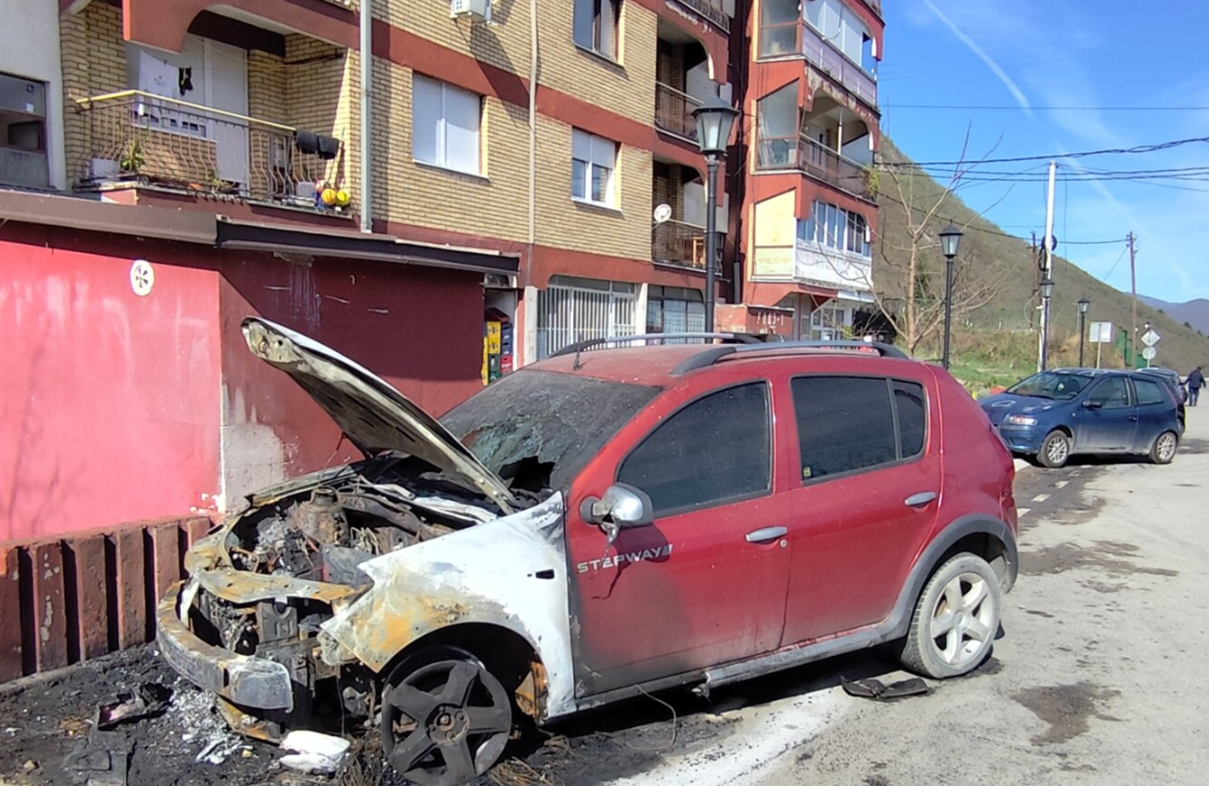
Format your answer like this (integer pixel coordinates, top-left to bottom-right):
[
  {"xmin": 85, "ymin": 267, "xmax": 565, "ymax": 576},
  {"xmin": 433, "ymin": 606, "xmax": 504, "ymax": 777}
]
[{"xmin": 580, "ymin": 484, "xmax": 655, "ymax": 552}]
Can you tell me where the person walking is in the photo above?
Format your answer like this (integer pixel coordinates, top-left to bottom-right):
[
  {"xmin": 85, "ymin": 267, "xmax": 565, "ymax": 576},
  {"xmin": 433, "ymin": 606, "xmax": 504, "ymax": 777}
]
[{"xmin": 1187, "ymin": 366, "xmax": 1205, "ymax": 407}]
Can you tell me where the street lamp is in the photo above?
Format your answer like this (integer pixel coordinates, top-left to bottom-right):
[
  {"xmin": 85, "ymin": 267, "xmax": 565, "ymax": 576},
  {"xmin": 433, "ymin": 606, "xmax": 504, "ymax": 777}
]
[
  {"xmin": 692, "ymin": 94, "xmax": 740, "ymax": 333},
  {"xmin": 939, "ymin": 223, "xmax": 963, "ymax": 370},
  {"xmin": 1077, "ymin": 296, "xmax": 1090, "ymax": 367},
  {"xmin": 1039, "ymin": 277, "xmax": 1055, "ymax": 370}
]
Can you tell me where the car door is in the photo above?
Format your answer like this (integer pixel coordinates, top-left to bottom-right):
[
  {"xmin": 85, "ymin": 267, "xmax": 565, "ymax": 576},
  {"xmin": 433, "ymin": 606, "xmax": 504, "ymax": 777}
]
[
  {"xmin": 780, "ymin": 371, "xmax": 941, "ymax": 644},
  {"xmin": 1078, "ymin": 376, "xmax": 1138, "ymax": 451},
  {"xmin": 1131, "ymin": 376, "xmax": 1175, "ymax": 450},
  {"xmin": 567, "ymin": 379, "xmax": 793, "ymax": 696}
]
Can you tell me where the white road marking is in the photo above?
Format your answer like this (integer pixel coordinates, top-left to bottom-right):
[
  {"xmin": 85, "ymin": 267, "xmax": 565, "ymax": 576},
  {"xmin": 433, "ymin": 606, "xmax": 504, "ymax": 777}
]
[
  {"xmin": 1032, "ymin": 493, "xmax": 1051, "ymax": 503},
  {"xmin": 604, "ymin": 690, "xmax": 847, "ymax": 786},
  {"xmin": 1017, "ymin": 508, "xmax": 1031, "ymax": 517},
  {"xmin": 1054, "ymin": 481, "xmax": 1069, "ymax": 489}
]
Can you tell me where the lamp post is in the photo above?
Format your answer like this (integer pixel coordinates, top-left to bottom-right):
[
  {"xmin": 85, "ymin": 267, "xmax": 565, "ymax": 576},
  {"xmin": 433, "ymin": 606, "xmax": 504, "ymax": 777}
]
[
  {"xmin": 939, "ymin": 223, "xmax": 963, "ymax": 370},
  {"xmin": 692, "ymin": 94, "xmax": 740, "ymax": 333},
  {"xmin": 1077, "ymin": 295, "xmax": 1090, "ymax": 367},
  {"xmin": 1039, "ymin": 277, "xmax": 1055, "ymax": 370}
]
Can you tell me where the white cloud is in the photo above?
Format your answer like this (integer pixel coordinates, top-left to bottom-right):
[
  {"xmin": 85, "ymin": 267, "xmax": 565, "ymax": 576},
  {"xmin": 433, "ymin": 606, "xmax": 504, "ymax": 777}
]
[{"xmin": 920, "ymin": 0, "xmax": 1034, "ymax": 117}]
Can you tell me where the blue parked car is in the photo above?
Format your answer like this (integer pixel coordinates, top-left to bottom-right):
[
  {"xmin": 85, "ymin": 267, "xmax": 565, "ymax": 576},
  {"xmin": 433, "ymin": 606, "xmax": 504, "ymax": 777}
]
[{"xmin": 980, "ymin": 369, "xmax": 1183, "ymax": 468}]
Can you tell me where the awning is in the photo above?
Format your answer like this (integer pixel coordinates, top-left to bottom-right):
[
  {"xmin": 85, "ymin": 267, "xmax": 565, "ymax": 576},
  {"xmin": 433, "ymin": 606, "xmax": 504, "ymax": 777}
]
[{"xmin": 0, "ymin": 191, "xmax": 520, "ymax": 277}]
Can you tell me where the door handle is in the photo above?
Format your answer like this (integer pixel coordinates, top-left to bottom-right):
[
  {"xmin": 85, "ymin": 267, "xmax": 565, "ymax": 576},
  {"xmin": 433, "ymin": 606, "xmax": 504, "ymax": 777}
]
[
  {"xmin": 746, "ymin": 526, "xmax": 788, "ymax": 543},
  {"xmin": 905, "ymin": 492, "xmax": 938, "ymax": 507}
]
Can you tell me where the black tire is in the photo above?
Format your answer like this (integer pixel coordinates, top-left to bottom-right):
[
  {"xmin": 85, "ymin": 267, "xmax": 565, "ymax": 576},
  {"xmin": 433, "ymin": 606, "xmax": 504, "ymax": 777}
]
[
  {"xmin": 1038, "ymin": 430, "xmax": 1071, "ymax": 468},
  {"xmin": 382, "ymin": 646, "xmax": 513, "ymax": 786},
  {"xmin": 900, "ymin": 554, "xmax": 1003, "ymax": 679},
  {"xmin": 1150, "ymin": 430, "xmax": 1179, "ymax": 465}
]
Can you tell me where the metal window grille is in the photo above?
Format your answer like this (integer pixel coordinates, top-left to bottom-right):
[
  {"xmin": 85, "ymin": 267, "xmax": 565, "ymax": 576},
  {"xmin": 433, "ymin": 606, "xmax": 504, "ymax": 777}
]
[{"xmin": 536, "ymin": 280, "xmax": 638, "ymax": 359}]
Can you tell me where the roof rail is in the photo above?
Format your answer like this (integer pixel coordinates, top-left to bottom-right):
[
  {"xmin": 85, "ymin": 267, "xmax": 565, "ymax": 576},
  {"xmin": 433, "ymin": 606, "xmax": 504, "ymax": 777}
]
[
  {"xmin": 670, "ymin": 340, "xmax": 910, "ymax": 376},
  {"xmin": 728, "ymin": 340, "xmax": 910, "ymax": 360},
  {"xmin": 550, "ymin": 333, "xmax": 761, "ymax": 370}
]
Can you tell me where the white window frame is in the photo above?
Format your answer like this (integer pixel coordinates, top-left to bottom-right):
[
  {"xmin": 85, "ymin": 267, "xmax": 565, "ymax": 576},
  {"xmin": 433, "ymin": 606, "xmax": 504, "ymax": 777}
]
[
  {"xmin": 412, "ymin": 74, "xmax": 482, "ymax": 175},
  {"xmin": 571, "ymin": 128, "xmax": 617, "ymax": 207},
  {"xmin": 801, "ymin": 199, "xmax": 870, "ymax": 258}
]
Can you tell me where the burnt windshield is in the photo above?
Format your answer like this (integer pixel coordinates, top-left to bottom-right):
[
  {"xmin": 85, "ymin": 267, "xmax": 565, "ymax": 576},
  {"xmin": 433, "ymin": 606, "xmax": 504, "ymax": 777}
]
[
  {"xmin": 440, "ymin": 370, "xmax": 662, "ymax": 493},
  {"xmin": 1007, "ymin": 372, "xmax": 1091, "ymax": 401}
]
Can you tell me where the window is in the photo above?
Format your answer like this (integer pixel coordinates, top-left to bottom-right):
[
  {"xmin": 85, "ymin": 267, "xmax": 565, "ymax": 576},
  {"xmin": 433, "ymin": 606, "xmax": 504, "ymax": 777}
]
[
  {"xmin": 618, "ymin": 383, "xmax": 771, "ymax": 516},
  {"xmin": 536, "ymin": 276, "xmax": 637, "ymax": 359},
  {"xmin": 572, "ymin": 129, "xmax": 616, "ymax": 206},
  {"xmin": 792, "ymin": 376, "xmax": 926, "ymax": 482},
  {"xmin": 1088, "ymin": 377, "xmax": 1131, "ymax": 409},
  {"xmin": 799, "ymin": 199, "xmax": 869, "ymax": 257},
  {"xmin": 0, "ymin": 72, "xmax": 49, "ymax": 190},
  {"xmin": 573, "ymin": 0, "xmax": 620, "ymax": 59},
  {"xmin": 808, "ymin": 300, "xmax": 849, "ymax": 340},
  {"xmin": 646, "ymin": 286, "xmax": 705, "ymax": 334},
  {"xmin": 1134, "ymin": 379, "xmax": 1166, "ymax": 406},
  {"xmin": 413, "ymin": 75, "xmax": 482, "ymax": 174},
  {"xmin": 756, "ymin": 83, "xmax": 798, "ymax": 168}
]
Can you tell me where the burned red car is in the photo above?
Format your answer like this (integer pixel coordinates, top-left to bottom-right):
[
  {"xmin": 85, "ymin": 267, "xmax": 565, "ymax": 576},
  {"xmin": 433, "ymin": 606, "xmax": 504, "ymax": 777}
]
[{"xmin": 159, "ymin": 319, "xmax": 1019, "ymax": 785}]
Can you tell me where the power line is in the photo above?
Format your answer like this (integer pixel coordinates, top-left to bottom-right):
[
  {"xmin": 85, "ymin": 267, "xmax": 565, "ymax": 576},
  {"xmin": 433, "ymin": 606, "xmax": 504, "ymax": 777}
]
[
  {"xmin": 876, "ymin": 135, "xmax": 1209, "ymax": 168},
  {"xmin": 1103, "ymin": 245, "xmax": 1129, "ymax": 283}
]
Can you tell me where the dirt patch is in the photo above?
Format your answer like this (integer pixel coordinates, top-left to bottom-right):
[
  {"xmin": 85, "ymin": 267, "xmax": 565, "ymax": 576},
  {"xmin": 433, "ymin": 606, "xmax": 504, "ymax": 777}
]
[
  {"xmin": 1178, "ymin": 438, "xmax": 1209, "ymax": 455},
  {"xmin": 1021, "ymin": 540, "xmax": 1179, "ymax": 578},
  {"xmin": 1012, "ymin": 682, "xmax": 1121, "ymax": 745}
]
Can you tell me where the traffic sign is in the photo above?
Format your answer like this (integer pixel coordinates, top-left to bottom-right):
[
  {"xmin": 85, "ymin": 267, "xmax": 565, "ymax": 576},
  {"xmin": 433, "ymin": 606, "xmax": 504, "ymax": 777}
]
[
  {"xmin": 1089, "ymin": 322, "xmax": 1113, "ymax": 343},
  {"xmin": 1142, "ymin": 329, "xmax": 1161, "ymax": 347},
  {"xmin": 1142, "ymin": 347, "xmax": 1158, "ymax": 361}
]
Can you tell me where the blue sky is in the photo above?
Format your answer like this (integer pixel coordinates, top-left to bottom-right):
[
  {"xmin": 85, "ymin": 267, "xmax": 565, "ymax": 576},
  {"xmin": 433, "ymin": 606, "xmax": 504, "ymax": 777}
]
[{"xmin": 878, "ymin": 0, "xmax": 1209, "ymax": 303}]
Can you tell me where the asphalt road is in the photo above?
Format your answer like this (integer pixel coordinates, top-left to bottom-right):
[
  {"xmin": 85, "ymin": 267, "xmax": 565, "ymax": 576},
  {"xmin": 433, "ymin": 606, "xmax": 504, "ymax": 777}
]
[{"xmin": 606, "ymin": 414, "xmax": 1209, "ymax": 786}]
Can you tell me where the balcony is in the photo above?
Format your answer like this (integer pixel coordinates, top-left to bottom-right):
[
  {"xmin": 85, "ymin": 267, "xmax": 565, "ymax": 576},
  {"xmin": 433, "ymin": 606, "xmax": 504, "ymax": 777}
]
[
  {"xmin": 756, "ymin": 135, "xmax": 873, "ymax": 200},
  {"xmin": 759, "ymin": 21, "xmax": 878, "ymax": 109},
  {"xmin": 674, "ymin": 0, "xmax": 729, "ymax": 30},
  {"xmin": 795, "ymin": 244, "xmax": 873, "ymax": 291},
  {"xmin": 653, "ymin": 219, "xmax": 710, "ymax": 271},
  {"xmin": 76, "ymin": 91, "xmax": 341, "ymax": 208},
  {"xmin": 655, "ymin": 83, "xmax": 702, "ymax": 142}
]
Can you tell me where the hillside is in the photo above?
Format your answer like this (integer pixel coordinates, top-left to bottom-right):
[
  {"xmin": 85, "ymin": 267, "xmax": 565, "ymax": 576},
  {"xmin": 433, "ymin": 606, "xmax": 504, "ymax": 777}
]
[
  {"xmin": 1139, "ymin": 295, "xmax": 1209, "ymax": 336},
  {"xmin": 874, "ymin": 138, "xmax": 1209, "ymax": 385}
]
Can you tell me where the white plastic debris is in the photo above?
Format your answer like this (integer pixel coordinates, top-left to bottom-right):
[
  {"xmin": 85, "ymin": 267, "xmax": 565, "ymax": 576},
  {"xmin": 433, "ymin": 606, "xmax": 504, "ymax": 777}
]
[{"xmin": 279, "ymin": 730, "xmax": 351, "ymax": 775}]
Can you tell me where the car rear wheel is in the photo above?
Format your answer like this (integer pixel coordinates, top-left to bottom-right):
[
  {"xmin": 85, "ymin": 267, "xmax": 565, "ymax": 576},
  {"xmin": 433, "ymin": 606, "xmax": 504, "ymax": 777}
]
[
  {"xmin": 900, "ymin": 554, "xmax": 1002, "ymax": 679},
  {"xmin": 1150, "ymin": 431, "xmax": 1179, "ymax": 465},
  {"xmin": 382, "ymin": 647, "xmax": 513, "ymax": 786},
  {"xmin": 1038, "ymin": 430, "xmax": 1071, "ymax": 468}
]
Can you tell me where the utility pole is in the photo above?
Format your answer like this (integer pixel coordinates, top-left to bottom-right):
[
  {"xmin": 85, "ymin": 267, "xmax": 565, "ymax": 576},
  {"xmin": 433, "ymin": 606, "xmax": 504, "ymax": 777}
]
[
  {"xmin": 1038, "ymin": 161, "xmax": 1057, "ymax": 372},
  {"xmin": 1128, "ymin": 232, "xmax": 1138, "ymax": 370}
]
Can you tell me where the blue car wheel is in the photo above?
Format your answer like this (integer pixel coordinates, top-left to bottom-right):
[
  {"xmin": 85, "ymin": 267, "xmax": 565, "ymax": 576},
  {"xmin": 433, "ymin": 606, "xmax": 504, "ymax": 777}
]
[{"xmin": 1038, "ymin": 430, "xmax": 1071, "ymax": 468}]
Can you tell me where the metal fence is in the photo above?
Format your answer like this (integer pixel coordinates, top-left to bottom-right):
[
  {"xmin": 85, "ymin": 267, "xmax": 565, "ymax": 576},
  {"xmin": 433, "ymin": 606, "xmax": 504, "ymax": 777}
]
[
  {"xmin": 76, "ymin": 91, "xmax": 341, "ymax": 206},
  {"xmin": 756, "ymin": 134, "xmax": 873, "ymax": 199},
  {"xmin": 674, "ymin": 0, "xmax": 729, "ymax": 28},
  {"xmin": 655, "ymin": 82, "xmax": 702, "ymax": 141},
  {"xmin": 536, "ymin": 282, "xmax": 639, "ymax": 360},
  {"xmin": 653, "ymin": 219, "xmax": 709, "ymax": 270}
]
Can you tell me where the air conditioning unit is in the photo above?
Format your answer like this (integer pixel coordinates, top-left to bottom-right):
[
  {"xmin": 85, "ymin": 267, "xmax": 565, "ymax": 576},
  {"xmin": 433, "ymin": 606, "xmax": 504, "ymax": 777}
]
[{"xmin": 450, "ymin": 0, "xmax": 490, "ymax": 21}]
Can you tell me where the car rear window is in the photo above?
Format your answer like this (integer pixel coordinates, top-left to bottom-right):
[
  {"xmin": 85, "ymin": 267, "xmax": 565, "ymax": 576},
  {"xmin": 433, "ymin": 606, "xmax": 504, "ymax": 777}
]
[
  {"xmin": 1134, "ymin": 378, "xmax": 1167, "ymax": 406},
  {"xmin": 617, "ymin": 382, "xmax": 771, "ymax": 516},
  {"xmin": 792, "ymin": 376, "xmax": 927, "ymax": 482}
]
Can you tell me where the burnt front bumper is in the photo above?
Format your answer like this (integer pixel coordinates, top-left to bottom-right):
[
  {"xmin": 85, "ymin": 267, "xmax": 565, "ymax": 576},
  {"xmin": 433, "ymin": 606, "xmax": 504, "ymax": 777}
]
[{"xmin": 156, "ymin": 581, "xmax": 294, "ymax": 712}]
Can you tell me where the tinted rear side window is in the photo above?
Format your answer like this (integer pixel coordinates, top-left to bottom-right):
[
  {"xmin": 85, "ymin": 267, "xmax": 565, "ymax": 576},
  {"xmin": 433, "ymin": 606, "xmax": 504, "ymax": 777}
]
[
  {"xmin": 894, "ymin": 380, "xmax": 927, "ymax": 457},
  {"xmin": 1134, "ymin": 378, "xmax": 1166, "ymax": 406},
  {"xmin": 618, "ymin": 382, "xmax": 771, "ymax": 516},
  {"xmin": 792, "ymin": 376, "xmax": 927, "ymax": 482}
]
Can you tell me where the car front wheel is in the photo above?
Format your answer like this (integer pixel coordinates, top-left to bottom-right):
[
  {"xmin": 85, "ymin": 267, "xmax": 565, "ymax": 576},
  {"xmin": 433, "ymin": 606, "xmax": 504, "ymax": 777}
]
[
  {"xmin": 1150, "ymin": 431, "xmax": 1179, "ymax": 465},
  {"xmin": 382, "ymin": 647, "xmax": 513, "ymax": 786},
  {"xmin": 900, "ymin": 554, "xmax": 1003, "ymax": 679},
  {"xmin": 1038, "ymin": 430, "xmax": 1071, "ymax": 468}
]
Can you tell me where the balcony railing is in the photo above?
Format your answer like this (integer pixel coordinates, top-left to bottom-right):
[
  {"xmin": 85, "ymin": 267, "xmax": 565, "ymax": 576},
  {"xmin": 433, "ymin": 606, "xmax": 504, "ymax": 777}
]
[
  {"xmin": 756, "ymin": 134, "xmax": 873, "ymax": 199},
  {"xmin": 674, "ymin": 0, "xmax": 729, "ymax": 29},
  {"xmin": 655, "ymin": 83, "xmax": 702, "ymax": 141},
  {"xmin": 76, "ymin": 91, "xmax": 343, "ymax": 207},
  {"xmin": 653, "ymin": 219, "xmax": 712, "ymax": 271},
  {"xmin": 759, "ymin": 22, "xmax": 878, "ymax": 108}
]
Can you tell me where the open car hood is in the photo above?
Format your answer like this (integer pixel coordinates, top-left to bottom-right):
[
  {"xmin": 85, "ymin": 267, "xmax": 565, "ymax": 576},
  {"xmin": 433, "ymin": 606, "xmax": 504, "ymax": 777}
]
[{"xmin": 241, "ymin": 317, "xmax": 519, "ymax": 513}]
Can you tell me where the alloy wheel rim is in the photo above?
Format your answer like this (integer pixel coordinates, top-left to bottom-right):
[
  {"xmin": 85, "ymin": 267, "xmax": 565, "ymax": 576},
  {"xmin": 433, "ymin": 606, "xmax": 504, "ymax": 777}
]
[
  {"xmin": 1047, "ymin": 436, "xmax": 1069, "ymax": 465},
  {"xmin": 1158, "ymin": 433, "xmax": 1177, "ymax": 461},
  {"xmin": 929, "ymin": 572, "xmax": 995, "ymax": 668},
  {"xmin": 384, "ymin": 660, "xmax": 512, "ymax": 786}
]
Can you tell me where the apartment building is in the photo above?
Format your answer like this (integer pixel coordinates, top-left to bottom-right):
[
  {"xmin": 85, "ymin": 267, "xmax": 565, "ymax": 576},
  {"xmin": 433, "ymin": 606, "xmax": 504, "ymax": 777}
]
[{"xmin": 726, "ymin": 0, "xmax": 883, "ymax": 340}]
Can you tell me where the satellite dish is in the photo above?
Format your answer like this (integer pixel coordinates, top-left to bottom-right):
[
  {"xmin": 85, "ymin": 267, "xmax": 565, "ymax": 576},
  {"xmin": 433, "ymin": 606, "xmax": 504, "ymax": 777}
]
[{"xmin": 653, "ymin": 204, "xmax": 673, "ymax": 225}]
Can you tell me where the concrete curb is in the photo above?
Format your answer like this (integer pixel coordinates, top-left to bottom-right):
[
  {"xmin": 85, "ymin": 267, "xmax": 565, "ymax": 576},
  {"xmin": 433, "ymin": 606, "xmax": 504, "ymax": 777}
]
[{"xmin": 1014, "ymin": 458, "xmax": 1031, "ymax": 473}]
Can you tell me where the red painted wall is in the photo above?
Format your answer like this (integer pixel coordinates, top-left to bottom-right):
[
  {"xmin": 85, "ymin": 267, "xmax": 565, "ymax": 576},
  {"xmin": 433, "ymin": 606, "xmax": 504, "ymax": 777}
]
[
  {"xmin": 215, "ymin": 252, "xmax": 488, "ymax": 503},
  {"xmin": 0, "ymin": 223, "xmax": 487, "ymax": 541},
  {"xmin": 0, "ymin": 225, "xmax": 221, "ymax": 541}
]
